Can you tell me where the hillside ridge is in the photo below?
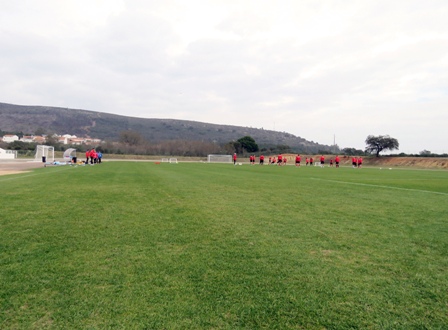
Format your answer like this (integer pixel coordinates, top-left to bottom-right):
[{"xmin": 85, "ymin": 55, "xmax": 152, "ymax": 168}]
[{"xmin": 0, "ymin": 102, "xmax": 333, "ymax": 152}]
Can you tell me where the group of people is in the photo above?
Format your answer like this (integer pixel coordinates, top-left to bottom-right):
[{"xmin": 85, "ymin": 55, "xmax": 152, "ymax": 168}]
[
  {"xmin": 234, "ymin": 153, "xmax": 354, "ymax": 169},
  {"xmin": 351, "ymin": 156, "xmax": 363, "ymax": 168},
  {"xmin": 85, "ymin": 148, "xmax": 102, "ymax": 164}
]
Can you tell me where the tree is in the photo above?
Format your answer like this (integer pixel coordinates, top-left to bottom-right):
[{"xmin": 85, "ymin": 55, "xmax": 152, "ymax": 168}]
[
  {"xmin": 237, "ymin": 136, "xmax": 259, "ymax": 153},
  {"xmin": 119, "ymin": 130, "xmax": 144, "ymax": 146},
  {"xmin": 419, "ymin": 150, "xmax": 431, "ymax": 156},
  {"xmin": 365, "ymin": 135, "xmax": 399, "ymax": 157},
  {"xmin": 342, "ymin": 147, "xmax": 365, "ymax": 156},
  {"xmin": 35, "ymin": 127, "xmax": 46, "ymax": 136}
]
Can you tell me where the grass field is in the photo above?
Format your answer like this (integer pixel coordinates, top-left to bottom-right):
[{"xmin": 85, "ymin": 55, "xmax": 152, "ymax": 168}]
[{"xmin": 0, "ymin": 161, "xmax": 447, "ymax": 329}]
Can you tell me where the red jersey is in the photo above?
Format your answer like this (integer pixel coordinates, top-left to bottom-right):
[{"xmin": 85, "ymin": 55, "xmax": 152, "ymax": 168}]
[
  {"xmin": 295, "ymin": 155, "xmax": 300, "ymax": 162},
  {"xmin": 320, "ymin": 155, "xmax": 325, "ymax": 162},
  {"xmin": 335, "ymin": 156, "xmax": 340, "ymax": 162}
]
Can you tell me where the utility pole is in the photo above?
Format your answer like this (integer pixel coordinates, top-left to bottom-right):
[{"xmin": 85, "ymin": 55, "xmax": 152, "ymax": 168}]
[{"xmin": 333, "ymin": 134, "xmax": 336, "ymax": 154}]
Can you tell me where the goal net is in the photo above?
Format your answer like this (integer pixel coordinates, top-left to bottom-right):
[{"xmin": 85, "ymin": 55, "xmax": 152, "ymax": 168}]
[
  {"xmin": 207, "ymin": 154, "xmax": 232, "ymax": 163},
  {"xmin": 34, "ymin": 145, "xmax": 55, "ymax": 162},
  {"xmin": 169, "ymin": 158, "xmax": 178, "ymax": 164}
]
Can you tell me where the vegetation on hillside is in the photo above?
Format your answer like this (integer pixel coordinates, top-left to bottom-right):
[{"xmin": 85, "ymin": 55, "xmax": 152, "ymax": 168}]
[{"xmin": 0, "ymin": 102, "xmax": 333, "ymax": 154}]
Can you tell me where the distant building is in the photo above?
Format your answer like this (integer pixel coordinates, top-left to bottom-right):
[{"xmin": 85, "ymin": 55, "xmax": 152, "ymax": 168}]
[
  {"xmin": 69, "ymin": 138, "xmax": 85, "ymax": 145},
  {"xmin": 0, "ymin": 148, "xmax": 17, "ymax": 159},
  {"xmin": 2, "ymin": 134, "xmax": 19, "ymax": 143},
  {"xmin": 33, "ymin": 136, "xmax": 46, "ymax": 143},
  {"xmin": 20, "ymin": 135, "xmax": 34, "ymax": 143}
]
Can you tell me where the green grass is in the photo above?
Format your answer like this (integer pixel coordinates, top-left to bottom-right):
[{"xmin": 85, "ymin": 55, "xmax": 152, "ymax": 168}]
[{"xmin": 1, "ymin": 162, "xmax": 447, "ymax": 329}]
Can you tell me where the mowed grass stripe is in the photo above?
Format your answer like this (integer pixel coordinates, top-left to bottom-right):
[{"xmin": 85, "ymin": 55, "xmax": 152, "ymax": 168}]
[{"xmin": 0, "ymin": 161, "xmax": 447, "ymax": 329}]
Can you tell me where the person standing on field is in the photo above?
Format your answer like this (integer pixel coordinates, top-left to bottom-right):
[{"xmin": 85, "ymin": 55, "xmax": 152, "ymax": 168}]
[
  {"xmin": 98, "ymin": 151, "xmax": 102, "ymax": 164},
  {"xmin": 277, "ymin": 154, "xmax": 283, "ymax": 165},
  {"xmin": 306, "ymin": 157, "xmax": 309, "ymax": 166},
  {"xmin": 357, "ymin": 157, "xmax": 363, "ymax": 168},
  {"xmin": 260, "ymin": 155, "xmax": 264, "ymax": 165},
  {"xmin": 90, "ymin": 149, "xmax": 96, "ymax": 164},
  {"xmin": 320, "ymin": 155, "xmax": 325, "ymax": 167},
  {"xmin": 295, "ymin": 154, "xmax": 301, "ymax": 167},
  {"xmin": 335, "ymin": 155, "xmax": 340, "ymax": 168},
  {"xmin": 233, "ymin": 153, "xmax": 237, "ymax": 165},
  {"xmin": 85, "ymin": 149, "xmax": 90, "ymax": 164},
  {"xmin": 310, "ymin": 157, "xmax": 314, "ymax": 166},
  {"xmin": 352, "ymin": 157, "xmax": 357, "ymax": 168}
]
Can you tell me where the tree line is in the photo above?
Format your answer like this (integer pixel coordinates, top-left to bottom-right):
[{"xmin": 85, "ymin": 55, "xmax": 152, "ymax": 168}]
[{"xmin": 2, "ymin": 130, "xmax": 446, "ymax": 157}]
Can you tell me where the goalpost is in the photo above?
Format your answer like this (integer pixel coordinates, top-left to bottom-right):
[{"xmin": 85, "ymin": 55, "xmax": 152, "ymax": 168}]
[
  {"xmin": 169, "ymin": 158, "xmax": 178, "ymax": 164},
  {"xmin": 207, "ymin": 154, "xmax": 232, "ymax": 163},
  {"xmin": 34, "ymin": 145, "xmax": 54, "ymax": 163}
]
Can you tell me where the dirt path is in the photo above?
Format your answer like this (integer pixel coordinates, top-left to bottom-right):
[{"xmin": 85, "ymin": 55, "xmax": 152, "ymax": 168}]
[{"xmin": 0, "ymin": 160, "xmax": 45, "ymax": 176}]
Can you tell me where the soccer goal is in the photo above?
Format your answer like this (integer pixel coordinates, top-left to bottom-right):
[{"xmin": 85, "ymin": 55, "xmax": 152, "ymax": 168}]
[
  {"xmin": 34, "ymin": 145, "xmax": 54, "ymax": 163},
  {"xmin": 207, "ymin": 154, "xmax": 232, "ymax": 163},
  {"xmin": 169, "ymin": 158, "xmax": 178, "ymax": 164},
  {"xmin": 162, "ymin": 158, "xmax": 169, "ymax": 162}
]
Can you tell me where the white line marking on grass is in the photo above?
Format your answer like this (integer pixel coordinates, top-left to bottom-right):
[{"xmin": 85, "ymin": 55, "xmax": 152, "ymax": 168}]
[
  {"xmin": 310, "ymin": 178, "xmax": 448, "ymax": 196},
  {"xmin": 0, "ymin": 166, "xmax": 74, "ymax": 183}
]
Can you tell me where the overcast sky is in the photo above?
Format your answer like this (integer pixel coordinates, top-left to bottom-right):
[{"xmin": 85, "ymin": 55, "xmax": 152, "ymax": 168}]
[{"xmin": 1, "ymin": 0, "xmax": 447, "ymax": 153}]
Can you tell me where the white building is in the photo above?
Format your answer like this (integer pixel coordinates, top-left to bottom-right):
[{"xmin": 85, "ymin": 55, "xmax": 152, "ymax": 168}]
[
  {"xmin": 0, "ymin": 148, "xmax": 17, "ymax": 159},
  {"xmin": 20, "ymin": 135, "xmax": 34, "ymax": 143},
  {"xmin": 2, "ymin": 135, "xmax": 19, "ymax": 143}
]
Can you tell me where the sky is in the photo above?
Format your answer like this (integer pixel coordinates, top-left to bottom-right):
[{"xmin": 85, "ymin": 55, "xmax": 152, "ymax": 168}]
[{"xmin": 1, "ymin": 0, "xmax": 447, "ymax": 153}]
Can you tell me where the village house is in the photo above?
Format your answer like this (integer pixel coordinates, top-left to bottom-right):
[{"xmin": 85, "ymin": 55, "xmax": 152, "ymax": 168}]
[
  {"xmin": 32, "ymin": 136, "xmax": 46, "ymax": 143},
  {"xmin": 1, "ymin": 133, "xmax": 102, "ymax": 146},
  {"xmin": 58, "ymin": 136, "xmax": 69, "ymax": 144},
  {"xmin": 20, "ymin": 135, "xmax": 34, "ymax": 143},
  {"xmin": 69, "ymin": 138, "xmax": 86, "ymax": 145},
  {"xmin": 2, "ymin": 134, "xmax": 19, "ymax": 143}
]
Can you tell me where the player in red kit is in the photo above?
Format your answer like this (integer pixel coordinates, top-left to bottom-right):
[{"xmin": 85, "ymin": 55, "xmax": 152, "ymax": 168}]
[
  {"xmin": 295, "ymin": 154, "xmax": 301, "ymax": 167},
  {"xmin": 277, "ymin": 154, "xmax": 283, "ymax": 165},
  {"xmin": 320, "ymin": 155, "xmax": 325, "ymax": 167}
]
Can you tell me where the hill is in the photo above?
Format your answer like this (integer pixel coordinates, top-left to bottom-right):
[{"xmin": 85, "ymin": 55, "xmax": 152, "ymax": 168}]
[{"xmin": 0, "ymin": 102, "xmax": 333, "ymax": 152}]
